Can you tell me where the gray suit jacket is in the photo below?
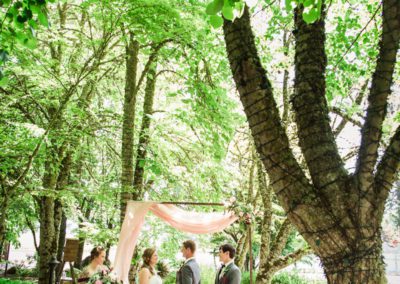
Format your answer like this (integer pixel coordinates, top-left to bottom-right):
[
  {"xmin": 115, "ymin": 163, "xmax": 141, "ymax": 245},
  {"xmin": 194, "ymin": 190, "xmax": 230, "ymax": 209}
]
[
  {"xmin": 176, "ymin": 259, "xmax": 201, "ymax": 284},
  {"xmin": 215, "ymin": 262, "xmax": 241, "ymax": 284}
]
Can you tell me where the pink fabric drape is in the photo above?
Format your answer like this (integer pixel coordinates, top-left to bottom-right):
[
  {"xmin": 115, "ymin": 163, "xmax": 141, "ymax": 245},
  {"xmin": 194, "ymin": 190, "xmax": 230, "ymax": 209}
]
[{"xmin": 112, "ymin": 201, "xmax": 237, "ymax": 283}]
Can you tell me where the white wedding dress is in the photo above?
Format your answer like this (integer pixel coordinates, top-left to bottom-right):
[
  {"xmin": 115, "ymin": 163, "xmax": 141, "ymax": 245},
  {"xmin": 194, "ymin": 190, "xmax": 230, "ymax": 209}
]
[{"xmin": 149, "ymin": 274, "xmax": 162, "ymax": 284}]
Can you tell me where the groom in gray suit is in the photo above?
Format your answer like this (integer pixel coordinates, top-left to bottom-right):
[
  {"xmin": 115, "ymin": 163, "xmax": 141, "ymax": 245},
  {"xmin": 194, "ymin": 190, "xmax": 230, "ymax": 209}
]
[
  {"xmin": 215, "ymin": 244, "xmax": 241, "ymax": 284},
  {"xmin": 176, "ymin": 240, "xmax": 201, "ymax": 284}
]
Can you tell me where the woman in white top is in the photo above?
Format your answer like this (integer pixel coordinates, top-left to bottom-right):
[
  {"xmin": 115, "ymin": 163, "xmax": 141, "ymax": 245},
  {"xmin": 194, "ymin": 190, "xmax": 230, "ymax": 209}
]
[{"xmin": 138, "ymin": 248, "xmax": 162, "ymax": 284}]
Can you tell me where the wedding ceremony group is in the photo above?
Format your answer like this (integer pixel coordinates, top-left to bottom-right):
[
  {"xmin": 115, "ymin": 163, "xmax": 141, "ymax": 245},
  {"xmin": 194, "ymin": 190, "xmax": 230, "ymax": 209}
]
[
  {"xmin": 1, "ymin": 0, "xmax": 399, "ymax": 284},
  {"xmin": 82, "ymin": 241, "xmax": 240, "ymax": 284}
]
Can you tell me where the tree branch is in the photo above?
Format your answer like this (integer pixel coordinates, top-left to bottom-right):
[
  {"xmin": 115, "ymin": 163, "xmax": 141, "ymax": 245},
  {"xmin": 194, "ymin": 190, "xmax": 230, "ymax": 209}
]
[
  {"xmin": 292, "ymin": 5, "xmax": 347, "ymax": 192},
  {"xmin": 135, "ymin": 39, "xmax": 172, "ymax": 93},
  {"xmin": 222, "ymin": 6, "xmax": 313, "ymax": 220},
  {"xmin": 355, "ymin": 0, "xmax": 400, "ymax": 188},
  {"xmin": 330, "ymin": 106, "xmax": 362, "ymax": 128},
  {"xmin": 271, "ymin": 247, "xmax": 312, "ymax": 272},
  {"xmin": 25, "ymin": 214, "xmax": 39, "ymax": 253},
  {"xmin": 333, "ymin": 80, "xmax": 368, "ymax": 137},
  {"xmin": 374, "ymin": 125, "xmax": 400, "ymax": 212},
  {"xmin": 269, "ymin": 218, "xmax": 293, "ymax": 262}
]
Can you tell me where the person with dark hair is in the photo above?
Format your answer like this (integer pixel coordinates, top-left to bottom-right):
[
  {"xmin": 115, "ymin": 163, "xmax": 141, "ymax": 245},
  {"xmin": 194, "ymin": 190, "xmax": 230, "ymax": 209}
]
[
  {"xmin": 176, "ymin": 240, "xmax": 201, "ymax": 284},
  {"xmin": 138, "ymin": 248, "xmax": 162, "ymax": 284},
  {"xmin": 214, "ymin": 244, "xmax": 241, "ymax": 284},
  {"xmin": 79, "ymin": 246, "xmax": 108, "ymax": 282}
]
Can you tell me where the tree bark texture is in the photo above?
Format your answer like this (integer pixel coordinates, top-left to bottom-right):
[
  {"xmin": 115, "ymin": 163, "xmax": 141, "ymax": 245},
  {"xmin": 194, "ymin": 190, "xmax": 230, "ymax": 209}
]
[
  {"xmin": 235, "ymin": 225, "xmax": 251, "ymax": 270},
  {"xmin": 121, "ymin": 32, "xmax": 139, "ymax": 223},
  {"xmin": 121, "ymin": 37, "xmax": 167, "ymax": 221},
  {"xmin": 132, "ymin": 62, "xmax": 157, "ymax": 200},
  {"xmin": 223, "ymin": 1, "xmax": 400, "ymax": 282},
  {"xmin": 0, "ymin": 193, "xmax": 9, "ymax": 254},
  {"xmin": 38, "ymin": 134, "xmax": 68, "ymax": 284},
  {"xmin": 256, "ymin": 162, "xmax": 309, "ymax": 284}
]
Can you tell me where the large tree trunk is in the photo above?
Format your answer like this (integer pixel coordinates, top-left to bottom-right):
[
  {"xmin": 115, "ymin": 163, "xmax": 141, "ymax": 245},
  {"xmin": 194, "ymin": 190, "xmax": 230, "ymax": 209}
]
[
  {"xmin": 38, "ymin": 196, "xmax": 56, "ymax": 284},
  {"xmin": 222, "ymin": 1, "xmax": 400, "ymax": 282},
  {"xmin": 321, "ymin": 236, "xmax": 385, "ymax": 283},
  {"xmin": 121, "ymin": 32, "xmax": 139, "ymax": 222},
  {"xmin": 38, "ymin": 136, "xmax": 68, "ymax": 284},
  {"xmin": 37, "ymin": 127, "xmax": 64, "ymax": 284}
]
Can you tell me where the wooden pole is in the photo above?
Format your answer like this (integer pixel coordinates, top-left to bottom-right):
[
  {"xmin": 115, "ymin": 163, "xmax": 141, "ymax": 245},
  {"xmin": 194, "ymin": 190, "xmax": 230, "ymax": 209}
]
[
  {"xmin": 248, "ymin": 224, "xmax": 253, "ymax": 284},
  {"xmin": 160, "ymin": 201, "xmax": 224, "ymax": 206}
]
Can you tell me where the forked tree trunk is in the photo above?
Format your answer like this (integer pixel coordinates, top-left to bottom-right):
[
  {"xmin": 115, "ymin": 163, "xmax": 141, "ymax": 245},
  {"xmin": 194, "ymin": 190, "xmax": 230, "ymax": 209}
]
[
  {"xmin": 222, "ymin": 1, "xmax": 400, "ymax": 283},
  {"xmin": 121, "ymin": 37, "xmax": 167, "ymax": 219}
]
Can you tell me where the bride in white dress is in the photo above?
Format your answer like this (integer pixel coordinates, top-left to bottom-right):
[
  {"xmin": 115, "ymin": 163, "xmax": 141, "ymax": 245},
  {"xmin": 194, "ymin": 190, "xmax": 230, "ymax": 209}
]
[{"xmin": 138, "ymin": 248, "xmax": 162, "ymax": 284}]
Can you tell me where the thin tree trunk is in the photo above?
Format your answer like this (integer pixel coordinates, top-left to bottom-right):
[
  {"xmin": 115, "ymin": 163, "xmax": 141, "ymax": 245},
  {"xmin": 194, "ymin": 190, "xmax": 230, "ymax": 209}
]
[
  {"xmin": 281, "ymin": 31, "xmax": 290, "ymax": 126},
  {"xmin": 56, "ymin": 212, "xmax": 67, "ymax": 279},
  {"xmin": 132, "ymin": 62, "xmax": 157, "ymax": 200},
  {"xmin": 236, "ymin": 225, "xmax": 251, "ymax": 270},
  {"xmin": 0, "ymin": 193, "xmax": 9, "ymax": 254},
  {"xmin": 57, "ymin": 216, "xmax": 67, "ymax": 253},
  {"xmin": 25, "ymin": 214, "xmax": 39, "ymax": 253}
]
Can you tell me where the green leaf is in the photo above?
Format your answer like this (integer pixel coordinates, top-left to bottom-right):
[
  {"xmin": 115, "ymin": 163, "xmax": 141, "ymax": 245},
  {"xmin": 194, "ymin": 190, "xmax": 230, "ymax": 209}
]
[
  {"xmin": 206, "ymin": 0, "xmax": 223, "ymax": 15},
  {"xmin": 234, "ymin": 1, "xmax": 245, "ymax": 17},
  {"xmin": 206, "ymin": 2, "xmax": 216, "ymax": 15},
  {"xmin": 209, "ymin": 15, "xmax": 223, "ymax": 28},
  {"xmin": 28, "ymin": 19, "xmax": 38, "ymax": 29},
  {"xmin": 25, "ymin": 37, "xmax": 37, "ymax": 49},
  {"xmin": 285, "ymin": 0, "xmax": 293, "ymax": 12},
  {"xmin": 303, "ymin": 7, "xmax": 319, "ymax": 24},
  {"xmin": 15, "ymin": 31, "xmax": 27, "ymax": 44},
  {"xmin": 222, "ymin": 5, "xmax": 234, "ymax": 21},
  {"xmin": 30, "ymin": 4, "xmax": 40, "ymax": 14},
  {"xmin": 138, "ymin": 160, "xmax": 146, "ymax": 168},
  {"xmin": 150, "ymin": 165, "xmax": 161, "ymax": 175},
  {"xmin": 215, "ymin": 0, "xmax": 224, "ymax": 12},
  {"xmin": 38, "ymin": 10, "xmax": 49, "ymax": 27},
  {"xmin": 0, "ymin": 76, "xmax": 9, "ymax": 87},
  {"xmin": 303, "ymin": 0, "xmax": 314, "ymax": 7}
]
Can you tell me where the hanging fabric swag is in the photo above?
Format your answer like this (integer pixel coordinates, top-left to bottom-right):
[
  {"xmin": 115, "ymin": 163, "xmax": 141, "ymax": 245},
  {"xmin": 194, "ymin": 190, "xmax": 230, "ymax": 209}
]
[{"xmin": 112, "ymin": 201, "xmax": 237, "ymax": 283}]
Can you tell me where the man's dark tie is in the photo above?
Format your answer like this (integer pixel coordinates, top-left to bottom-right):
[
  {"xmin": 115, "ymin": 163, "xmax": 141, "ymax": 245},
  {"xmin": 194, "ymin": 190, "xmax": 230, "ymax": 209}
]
[{"xmin": 218, "ymin": 265, "xmax": 225, "ymax": 279}]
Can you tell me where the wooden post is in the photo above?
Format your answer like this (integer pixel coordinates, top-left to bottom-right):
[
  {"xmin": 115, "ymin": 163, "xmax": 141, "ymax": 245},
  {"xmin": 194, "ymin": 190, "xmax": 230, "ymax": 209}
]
[
  {"xmin": 3, "ymin": 242, "xmax": 10, "ymax": 277},
  {"xmin": 161, "ymin": 201, "xmax": 224, "ymax": 206},
  {"xmin": 248, "ymin": 224, "xmax": 253, "ymax": 284}
]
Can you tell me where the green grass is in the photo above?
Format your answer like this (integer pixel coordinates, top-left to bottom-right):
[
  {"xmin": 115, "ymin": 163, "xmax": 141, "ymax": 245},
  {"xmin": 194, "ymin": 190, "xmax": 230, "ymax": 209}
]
[{"xmin": 0, "ymin": 278, "xmax": 36, "ymax": 284}]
